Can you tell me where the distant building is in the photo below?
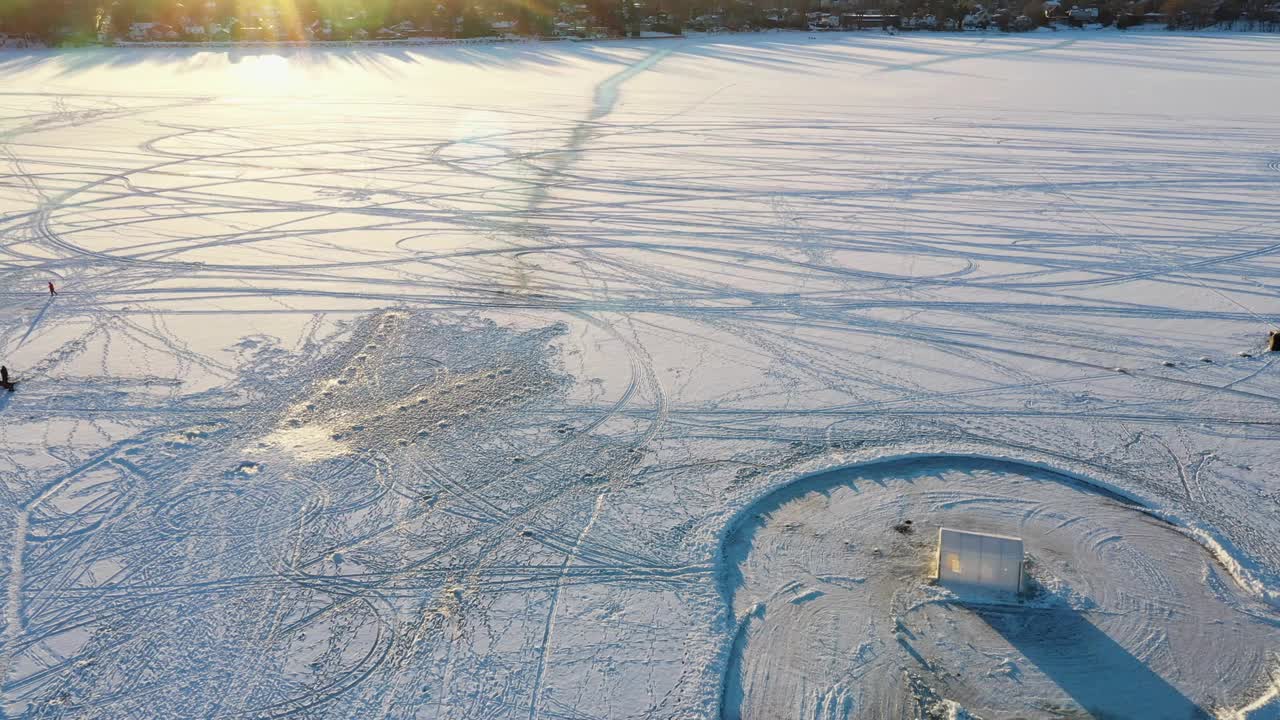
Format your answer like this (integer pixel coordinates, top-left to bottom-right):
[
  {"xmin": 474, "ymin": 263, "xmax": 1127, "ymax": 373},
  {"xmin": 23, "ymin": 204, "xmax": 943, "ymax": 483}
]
[
  {"xmin": 901, "ymin": 14, "xmax": 938, "ymax": 29},
  {"xmin": 840, "ymin": 12, "xmax": 901, "ymax": 28},
  {"xmin": 963, "ymin": 5, "xmax": 993, "ymax": 28},
  {"xmin": 129, "ymin": 23, "xmax": 179, "ymax": 41},
  {"xmin": 1068, "ymin": 5, "xmax": 1100, "ymax": 21}
]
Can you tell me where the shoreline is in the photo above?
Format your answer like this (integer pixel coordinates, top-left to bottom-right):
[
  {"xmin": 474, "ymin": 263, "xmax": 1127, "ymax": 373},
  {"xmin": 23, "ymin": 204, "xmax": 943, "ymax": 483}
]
[{"xmin": 2, "ymin": 23, "xmax": 1276, "ymax": 52}]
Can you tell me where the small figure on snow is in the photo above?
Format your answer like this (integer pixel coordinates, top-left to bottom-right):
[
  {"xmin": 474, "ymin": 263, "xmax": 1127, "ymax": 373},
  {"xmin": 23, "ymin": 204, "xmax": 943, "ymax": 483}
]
[
  {"xmin": 0, "ymin": 365, "xmax": 13, "ymax": 392},
  {"xmin": 47, "ymin": 281, "xmax": 57, "ymax": 296}
]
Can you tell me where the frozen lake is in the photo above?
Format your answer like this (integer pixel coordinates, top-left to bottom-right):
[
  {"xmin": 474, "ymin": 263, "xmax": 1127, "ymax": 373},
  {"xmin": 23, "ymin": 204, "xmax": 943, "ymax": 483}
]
[{"xmin": 1, "ymin": 32, "xmax": 1279, "ymax": 719}]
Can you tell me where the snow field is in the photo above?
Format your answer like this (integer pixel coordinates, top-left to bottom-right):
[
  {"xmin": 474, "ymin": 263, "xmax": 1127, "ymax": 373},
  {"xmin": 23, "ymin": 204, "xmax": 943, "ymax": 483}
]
[{"xmin": 0, "ymin": 31, "xmax": 1278, "ymax": 719}]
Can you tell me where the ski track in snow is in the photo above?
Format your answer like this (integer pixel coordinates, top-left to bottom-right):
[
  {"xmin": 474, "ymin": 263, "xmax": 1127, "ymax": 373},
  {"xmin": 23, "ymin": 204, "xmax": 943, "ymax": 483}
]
[{"xmin": 0, "ymin": 31, "xmax": 1278, "ymax": 719}]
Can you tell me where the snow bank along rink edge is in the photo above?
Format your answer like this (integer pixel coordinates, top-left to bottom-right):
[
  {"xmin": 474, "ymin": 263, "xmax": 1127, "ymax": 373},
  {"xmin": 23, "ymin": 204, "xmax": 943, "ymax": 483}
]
[
  {"xmin": 2, "ymin": 31, "xmax": 1280, "ymax": 719},
  {"xmin": 711, "ymin": 449, "xmax": 1280, "ymax": 719}
]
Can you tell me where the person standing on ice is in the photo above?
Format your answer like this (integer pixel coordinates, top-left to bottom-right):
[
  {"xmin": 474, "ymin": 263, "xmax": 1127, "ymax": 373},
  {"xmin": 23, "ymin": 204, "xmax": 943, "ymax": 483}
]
[
  {"xmin": 47, "ymin": 281, "xmax": 57, "ymax": 296},
  {"xmin": 1, "ymin": 365, "xmax": 12, "ymax": 392}
]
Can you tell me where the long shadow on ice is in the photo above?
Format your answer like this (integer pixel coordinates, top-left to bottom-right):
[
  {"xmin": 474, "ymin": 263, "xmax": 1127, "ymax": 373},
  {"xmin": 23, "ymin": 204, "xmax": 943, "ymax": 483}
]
[{"xmin": 974, "ymin": 604, "xmax": 1207, "ymax": 720}]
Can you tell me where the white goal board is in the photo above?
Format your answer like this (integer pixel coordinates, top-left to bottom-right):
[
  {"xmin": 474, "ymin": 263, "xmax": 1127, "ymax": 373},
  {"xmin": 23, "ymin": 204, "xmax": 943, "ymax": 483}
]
[{"xmin": 937, "ymin": 527, "xmax": 1023, "ymax": 593}]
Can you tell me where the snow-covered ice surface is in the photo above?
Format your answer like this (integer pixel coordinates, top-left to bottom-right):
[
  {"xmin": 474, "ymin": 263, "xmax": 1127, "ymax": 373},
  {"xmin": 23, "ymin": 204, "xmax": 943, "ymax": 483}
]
[{"xmin": 1, "ymin": 32, "xmax": 1279, "ymax": 719}]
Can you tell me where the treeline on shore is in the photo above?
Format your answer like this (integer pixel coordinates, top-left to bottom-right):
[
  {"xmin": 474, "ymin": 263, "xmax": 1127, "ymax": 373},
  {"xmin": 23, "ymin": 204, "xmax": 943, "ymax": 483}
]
[{"xmin": 0, "ymin": 0, "xmax": 1276, "ymax": 45}]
